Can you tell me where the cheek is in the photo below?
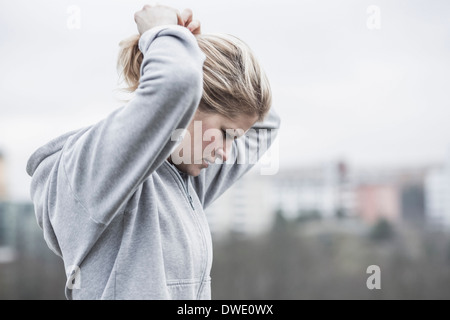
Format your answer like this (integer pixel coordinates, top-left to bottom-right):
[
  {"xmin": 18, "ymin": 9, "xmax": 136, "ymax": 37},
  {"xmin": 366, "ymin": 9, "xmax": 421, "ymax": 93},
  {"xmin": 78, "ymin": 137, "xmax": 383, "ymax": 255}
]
[
  {"xmin": 200, "ymin": 125, "xmax": 218, "ymax": 150},
  {"xmin": 201, "ymin": 137, "xmax": 216, "ymax": 159},
  {"xmin": 202, "ymin": 139, "xmax": 210, "ymax": 152}
]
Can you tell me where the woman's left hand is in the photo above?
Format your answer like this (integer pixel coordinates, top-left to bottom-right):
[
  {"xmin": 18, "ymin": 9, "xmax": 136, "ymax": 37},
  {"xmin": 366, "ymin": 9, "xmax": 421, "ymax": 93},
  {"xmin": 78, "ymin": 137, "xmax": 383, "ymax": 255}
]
[{"xmin": 180, "ymin": 8, "xmax": 201, "ymax": 35}]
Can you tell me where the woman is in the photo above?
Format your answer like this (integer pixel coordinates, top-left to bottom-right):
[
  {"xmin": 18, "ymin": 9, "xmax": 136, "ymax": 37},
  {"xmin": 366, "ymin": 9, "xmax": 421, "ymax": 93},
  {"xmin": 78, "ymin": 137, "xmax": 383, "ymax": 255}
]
[{"xmin": 26, "ymin": 5, "xmax": 280, "ymax": 299}]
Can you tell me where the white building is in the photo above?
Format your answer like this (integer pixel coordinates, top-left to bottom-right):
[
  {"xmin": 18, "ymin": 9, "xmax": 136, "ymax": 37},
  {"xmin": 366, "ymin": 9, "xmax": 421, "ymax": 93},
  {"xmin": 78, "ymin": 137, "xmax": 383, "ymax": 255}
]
[
  {"xmin": 207, "ymin": 158, "xmax": 433, "ymax": 237},
  {"xmin": 0, "ymin": 151, "xmax": 7, "ymax": 201},
  {"xmin": 425, "ymin": 149, "xmax": 450, "ymax": 228},
  {"xmin": 270, "ymin": 161, "xmax": 357, "ymax": 220},
  {"xmin": 205, "ymin": 166, "xmax": 274, "ymax": 238},
  {"xmin": 206, "ymin": 161, "xmax": 359, "ymax": 237}
]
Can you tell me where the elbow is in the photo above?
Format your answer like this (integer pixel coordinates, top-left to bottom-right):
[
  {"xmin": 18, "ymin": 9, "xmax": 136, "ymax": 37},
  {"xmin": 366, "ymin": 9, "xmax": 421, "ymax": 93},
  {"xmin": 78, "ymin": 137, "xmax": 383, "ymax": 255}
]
[{"xmin": 256, "ymin": 107, "xmax": 281, "ymax": 130}]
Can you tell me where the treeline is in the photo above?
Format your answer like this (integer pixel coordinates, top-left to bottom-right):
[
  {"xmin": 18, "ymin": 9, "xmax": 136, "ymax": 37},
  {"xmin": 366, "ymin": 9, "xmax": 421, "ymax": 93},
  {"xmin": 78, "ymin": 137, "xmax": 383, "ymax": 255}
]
[
  {"xmin": 211, "ymin": 217, "xmax": 450, "ymax": 299},
  {"xmin": 2, "ymin": 205, "xmax": 450, "ymax": 299}
]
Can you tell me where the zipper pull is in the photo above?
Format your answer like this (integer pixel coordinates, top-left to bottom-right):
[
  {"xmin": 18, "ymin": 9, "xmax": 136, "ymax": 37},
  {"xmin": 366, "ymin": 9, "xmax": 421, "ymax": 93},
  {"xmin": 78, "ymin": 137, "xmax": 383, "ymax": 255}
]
[{"xmin": 188, "ymin": 194, "xmax": 195, "ymax": 210}]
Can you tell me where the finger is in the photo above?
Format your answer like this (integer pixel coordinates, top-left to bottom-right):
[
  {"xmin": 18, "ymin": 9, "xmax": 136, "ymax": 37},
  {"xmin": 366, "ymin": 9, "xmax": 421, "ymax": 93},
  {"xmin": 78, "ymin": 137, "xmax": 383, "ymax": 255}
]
[
  {"xmin": 187, "ymin": 20, "xmax": 201, "ymax": 35},
  {"xmin": 175, "ymin": 10, "xmax": 184, "ymax": 27},
  {"xmin": 181, "ymin": 8, "xmax": 193, "ymax": 27}
]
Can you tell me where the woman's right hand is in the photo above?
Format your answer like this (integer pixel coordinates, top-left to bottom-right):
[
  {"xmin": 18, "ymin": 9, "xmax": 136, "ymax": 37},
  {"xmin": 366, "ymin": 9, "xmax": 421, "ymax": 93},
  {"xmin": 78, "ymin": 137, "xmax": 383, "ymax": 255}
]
[
  {"xmin": 134, "ymin": 4, "xmax": 183, "ymax": 35},
  {"xmin": 180, "ymin": 8, "xmax": 201, "ymax": 35}
]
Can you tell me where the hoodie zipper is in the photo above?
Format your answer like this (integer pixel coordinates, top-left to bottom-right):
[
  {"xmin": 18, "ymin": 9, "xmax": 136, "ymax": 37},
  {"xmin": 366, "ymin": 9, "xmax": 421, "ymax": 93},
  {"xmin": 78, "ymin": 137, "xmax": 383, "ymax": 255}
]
[
  {"xmin": 164, "ymin": 161, "xmax": 209, "ymax": 298},
  {"xmin": 165, "ymin": 161, "xmax": 195, "ymax": 210}
]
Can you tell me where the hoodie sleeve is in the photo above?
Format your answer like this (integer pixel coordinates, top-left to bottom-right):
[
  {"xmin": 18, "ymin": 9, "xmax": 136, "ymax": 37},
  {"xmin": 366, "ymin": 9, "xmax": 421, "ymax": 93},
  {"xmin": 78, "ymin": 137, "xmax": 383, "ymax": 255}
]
[
  {"xmin": 191, "ymin": 107, "xmax": 280, "ymax": 209},
  {"xmin": 62, "ymin": 25, "xmax": 205, "ymax": 225}
]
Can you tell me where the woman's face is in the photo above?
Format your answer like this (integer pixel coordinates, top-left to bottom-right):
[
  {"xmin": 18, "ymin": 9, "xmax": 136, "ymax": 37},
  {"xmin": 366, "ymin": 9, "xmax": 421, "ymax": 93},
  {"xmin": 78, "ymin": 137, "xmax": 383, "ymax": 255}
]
[{"xmin": 170, "ymin": 109, "xmax": 258, "ymax": 176}]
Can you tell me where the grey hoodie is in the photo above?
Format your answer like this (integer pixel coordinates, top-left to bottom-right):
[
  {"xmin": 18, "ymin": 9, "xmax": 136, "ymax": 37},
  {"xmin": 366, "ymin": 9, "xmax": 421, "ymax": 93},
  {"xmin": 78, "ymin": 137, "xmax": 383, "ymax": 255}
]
[{"xmin": 26, "ymin": 25, "xmax": 280, "ymax": 300}]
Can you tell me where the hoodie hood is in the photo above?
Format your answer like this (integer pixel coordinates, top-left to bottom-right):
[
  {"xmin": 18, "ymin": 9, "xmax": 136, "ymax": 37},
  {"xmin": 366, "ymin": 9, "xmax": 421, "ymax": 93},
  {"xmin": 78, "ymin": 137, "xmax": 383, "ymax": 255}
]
[
  {"xmin": 26, "ymin": 128, "xmax": 88, "ymax": 177},
  {"xmin": 26, "ymin": 127, "xmax": 90, "ymax": 257}
]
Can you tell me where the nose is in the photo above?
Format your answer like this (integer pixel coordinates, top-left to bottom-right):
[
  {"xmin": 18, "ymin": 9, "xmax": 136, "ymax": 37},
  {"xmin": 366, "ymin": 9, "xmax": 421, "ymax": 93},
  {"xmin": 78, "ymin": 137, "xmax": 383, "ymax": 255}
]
[{"xmin": 210, "ymin": 135, "xmax": 234, "ymax": 164}]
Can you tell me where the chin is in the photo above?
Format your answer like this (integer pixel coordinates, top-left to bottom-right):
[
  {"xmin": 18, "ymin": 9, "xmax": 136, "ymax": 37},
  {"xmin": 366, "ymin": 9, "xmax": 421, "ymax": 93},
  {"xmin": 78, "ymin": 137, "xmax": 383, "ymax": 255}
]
[
  {"xmin": 188, "ymin": 166, "xmax": 203, "ymax": 177},
  {"xmin": 176, "ymin": 164, "xmax": 203, "ymax": 177}
]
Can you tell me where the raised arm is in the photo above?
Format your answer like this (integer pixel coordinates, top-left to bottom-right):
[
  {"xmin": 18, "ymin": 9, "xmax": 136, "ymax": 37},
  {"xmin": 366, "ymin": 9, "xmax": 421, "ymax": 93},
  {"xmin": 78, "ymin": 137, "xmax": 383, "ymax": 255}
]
[
  {"xmin": 62, "ymin": 6, "xmax": 205, "ymax": 225},
  {"xmin": 191, "ymin": 107, "xmax": 281, "ymax": 209}
]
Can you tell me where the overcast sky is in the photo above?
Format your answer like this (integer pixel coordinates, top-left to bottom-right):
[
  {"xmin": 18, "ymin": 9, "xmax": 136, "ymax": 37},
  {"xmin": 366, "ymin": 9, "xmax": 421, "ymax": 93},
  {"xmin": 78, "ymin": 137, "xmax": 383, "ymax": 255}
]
[{"xmin": 1, "ymin": 0, "xmax": 450, "ymax": 200}]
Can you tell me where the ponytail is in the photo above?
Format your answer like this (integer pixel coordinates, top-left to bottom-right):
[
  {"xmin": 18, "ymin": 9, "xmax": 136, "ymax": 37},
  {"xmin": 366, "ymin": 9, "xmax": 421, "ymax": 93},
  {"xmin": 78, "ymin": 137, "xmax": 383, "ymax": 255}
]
[
  {"xmin": 117, "ymin": 35, "xmax": 142, "ymax": 92},
  {"xmin": 117, "ymin": 32, "xmax": 272, "ymax": 121}
]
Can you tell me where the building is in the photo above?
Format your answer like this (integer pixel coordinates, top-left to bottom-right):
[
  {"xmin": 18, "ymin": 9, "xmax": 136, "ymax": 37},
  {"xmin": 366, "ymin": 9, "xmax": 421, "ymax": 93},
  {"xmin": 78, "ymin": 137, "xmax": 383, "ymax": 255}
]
[
  {"xmin": 207, "ymin": 159, "xmax": 430, "ymax": 237},
  {"xmin": 205, "ymin": 167, "xmax": 274, "ymax": 238},
  {"xmin": 356, "ymin": 184, "xmax": 401, "ymax": 224},
  {"xmin": 425, "ymin": 149, "xmax": 450, "ymax": 228},
  {"xmin": 270, "ymin": 161, "xmax": 358, "ymax": 221},
  {"xmin": 355, "ymin": 166, "xmax": 426, "ymax": 224},
  {"xmin": 401, "ymin": 184, "xmax": 425, "ymax": 223},
  {"xmin": 0, "ymin": 150, "xmax": 7, "ymax": 201}
]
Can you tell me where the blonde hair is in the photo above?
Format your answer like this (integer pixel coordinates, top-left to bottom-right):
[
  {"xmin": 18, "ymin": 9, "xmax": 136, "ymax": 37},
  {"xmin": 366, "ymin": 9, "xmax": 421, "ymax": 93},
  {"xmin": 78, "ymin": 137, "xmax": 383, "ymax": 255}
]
[{"xmin": 117, "ymin": 32, "xmax": 272, "ymax": 121}]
